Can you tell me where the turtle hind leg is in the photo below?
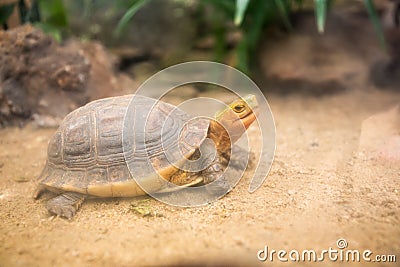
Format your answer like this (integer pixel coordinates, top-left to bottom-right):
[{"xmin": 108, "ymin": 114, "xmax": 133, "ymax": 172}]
[{"xmin": 46, "ymin": 192, "xmax": 86, "ymax": 219}]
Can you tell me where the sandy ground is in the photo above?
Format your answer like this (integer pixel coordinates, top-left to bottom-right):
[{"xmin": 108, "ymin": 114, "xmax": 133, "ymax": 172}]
[{"xmin": 0, "ymin": 88, "xmax": 399, "ymax": 267}]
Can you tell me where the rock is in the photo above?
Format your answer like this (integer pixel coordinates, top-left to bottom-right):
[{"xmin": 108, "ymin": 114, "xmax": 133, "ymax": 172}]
[
  {"xmin": 66, "ymin": 0, "xmax": 196, "ymax": 65},
  {"xmin": 12, "ymin": 176, "xmax": 29, "ymax": 183},
  {"xmin": 369, "ymin": 0, "xmax": 400, "ymax": 89},
  {"xmin": 0, "ymin": 25, "xmax": 136, "ymax": 127},
  {"xmin": 31, "ymin": 114, "xmax": 62, "ymax": 128},
  {"xmin": 287, "ymin": 189, "xmax": 296, "ymax": 196},
  {"xmin": 359, "ymin": 105, "xmax": 400, "ymax": 162},
  {"xmin": 258, "ymin": 7, "xmax": 383, "ymax": 95}
]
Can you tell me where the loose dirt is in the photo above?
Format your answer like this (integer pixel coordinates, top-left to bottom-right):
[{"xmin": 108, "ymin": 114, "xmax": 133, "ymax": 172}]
[{"xmin": 0, "ymin": 88, "xmax": 399, "ymax": 266}]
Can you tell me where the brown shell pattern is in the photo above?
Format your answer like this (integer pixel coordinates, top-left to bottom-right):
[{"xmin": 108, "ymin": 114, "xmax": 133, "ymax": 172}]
[{"xmin": 38, "ymin": 95, "xmax": 209, "ymax": 196}]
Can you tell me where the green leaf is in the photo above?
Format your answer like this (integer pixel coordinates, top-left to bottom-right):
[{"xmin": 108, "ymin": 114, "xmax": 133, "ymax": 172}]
[
  {"xmin": 234, "ymin": 0, "xmax": 250, "ymax": 26},
  {"xmin": 201, "ymin": 0, "xmax": 236, "ymax": 16},
  {"xmin": 0, "ymin": 3, "xmax": 15, "ymax": 24},
  {"xmin": 236, "ymin": 38, "xmax": 249, "ymax": 73},
  {"xmin": 244, "ymin": 0, "xmax": 269, "ymax": 51},
  {"xmin": 294, "ymin": 0, "xmax": 304, "ymax": 8},
  {"xmin": 327, "ymin": 0, "xmax": 334, "ymax": 10},
  {"xmin": 274, "ymin": 0, "xmax": 293, "ymax": 30},
  {"xmin": 115, "ymin": 0, "xmax": 150, "ymax": 37},
  {"xmin": 314, "ymin": 0, "xmax": 327, "ymax": 33},
  {"xmin": 37, "ymin": 0, "xmax": 68, "ymax": 28},
  {"xmin": 363, "ymin": 0, "xmax": 387, "ymax": 51},
  {"xmin": 34, "ymin": 22, "xmax": 62, "ymax": 42},
  {"xmin": 235, "ymin": 0, "xmax": 268, "ymax": 73}
]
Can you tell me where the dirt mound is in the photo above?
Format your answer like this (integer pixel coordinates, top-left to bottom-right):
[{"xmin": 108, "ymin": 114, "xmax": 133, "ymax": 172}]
[
  {"xmin": 257, "ymin": 5, "xmax": 400, "ymax": 94},
  {"xmin": 0, "ymin": 25, "xmax": 136, "ymax": 127}
]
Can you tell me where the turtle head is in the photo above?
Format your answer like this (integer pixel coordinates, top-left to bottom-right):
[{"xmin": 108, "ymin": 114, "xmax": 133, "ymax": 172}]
[{"xmin": 213, "ymin": 94, "xmax": 259, "ymax": 144}]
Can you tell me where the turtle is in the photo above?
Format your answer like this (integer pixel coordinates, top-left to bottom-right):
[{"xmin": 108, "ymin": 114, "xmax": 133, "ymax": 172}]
[{"xmin": 34, "ymin": 94, "xmax": 258, "ymax": 219}]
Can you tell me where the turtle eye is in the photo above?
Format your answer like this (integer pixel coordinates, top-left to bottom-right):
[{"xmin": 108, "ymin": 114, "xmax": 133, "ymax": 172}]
[{"xmin": 233, "ymin": 104, "xmax": 245, "ymax": 113}]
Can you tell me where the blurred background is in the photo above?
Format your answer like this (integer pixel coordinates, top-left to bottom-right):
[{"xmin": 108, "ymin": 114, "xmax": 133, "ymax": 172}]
[{"xmin": 0, "ymin": 0, "xmax": 399, "ymax": 126}]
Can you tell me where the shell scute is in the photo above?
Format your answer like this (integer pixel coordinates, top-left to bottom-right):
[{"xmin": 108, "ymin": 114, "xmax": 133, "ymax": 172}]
[
  {"xmin": 63, "ymin": 114, "xmax": 94, "ymax": 162},
  {"xmin": 96, "ymin": 105, "xmax": 126, "ymax": 163},
  {"xmin": 38, "ymin": 95, "xmax": 210, "ymax": 197}
]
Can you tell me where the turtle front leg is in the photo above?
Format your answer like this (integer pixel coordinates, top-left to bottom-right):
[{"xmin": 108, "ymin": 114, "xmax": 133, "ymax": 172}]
[
  {"xmin": 223, "ymin": 145, "xmax": 255, "ymax": 170},
  {"xmin": 204, "ymin": 145, "xmax": 255, "ymax": 195},
  {"xmin": 46, "ymin": 192, "xmax": 86, "ymax": 219},
  {"xmin": 199, "ymin": 153, "xmax": 236, "ymax": 196}
]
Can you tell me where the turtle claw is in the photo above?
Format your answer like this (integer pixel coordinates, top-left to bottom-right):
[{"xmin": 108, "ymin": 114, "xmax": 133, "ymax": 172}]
[
  {"xmin": 206, "ymin": 177, "xmax": 231, "ymax": 196},
  {"xmin": 46, "ymin": 203, "xmax": 76, "ymax": 220},
  {"xmin": 228, "ymin": 146, "xmax": 256, "ymax": 170},
  {"xmin": 46, "ymin": 192, "xmax": 85, "ymax": 219}
]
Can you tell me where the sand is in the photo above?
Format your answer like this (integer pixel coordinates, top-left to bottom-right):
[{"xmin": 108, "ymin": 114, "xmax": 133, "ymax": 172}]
[{"xmin": 0, "ymin": 89, "xmax": 399, "ymax": 267}]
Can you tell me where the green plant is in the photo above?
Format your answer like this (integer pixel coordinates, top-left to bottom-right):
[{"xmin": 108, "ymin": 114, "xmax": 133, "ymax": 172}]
[
  {"xmin": 0, "ymin": 0, "xmax": 387, "ymax": 72},
  {"xmin": 0, "ymin": 0, "xmax": 41, "ymax": 29},
  {"xmin": 363, "ymin": 0, "xmax": 386, "ymax": 50},
  {"xmin": 0, "ymin": 0, "xmax": 67, "ymax": 41},
  {"xmin": 115, "ymin": 0, "xmax": 386, "ymax": 73},
  {"xmin": 234, "ymin": 0, "xmax": 386, "ymax": 72},
  {"xmin": 115, "ymin": 0, "xmax": 151, "ymax": 37},
  {"xmin": 0, "ymin": 3, "xmax": 17, "ymax": 28},
  {"xmin": 203, "ymin": 0, "xmax": 302, "ymax": 73},
  {"xmin": 35, "ymin": 0, "xmax": 68, "ymax": 42}
]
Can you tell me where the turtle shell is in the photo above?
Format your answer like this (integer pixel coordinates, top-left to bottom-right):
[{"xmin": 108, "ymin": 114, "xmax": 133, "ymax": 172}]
[{"xmin": 38, "ymin": 95, "xmax": 210, "ymax": 197}]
